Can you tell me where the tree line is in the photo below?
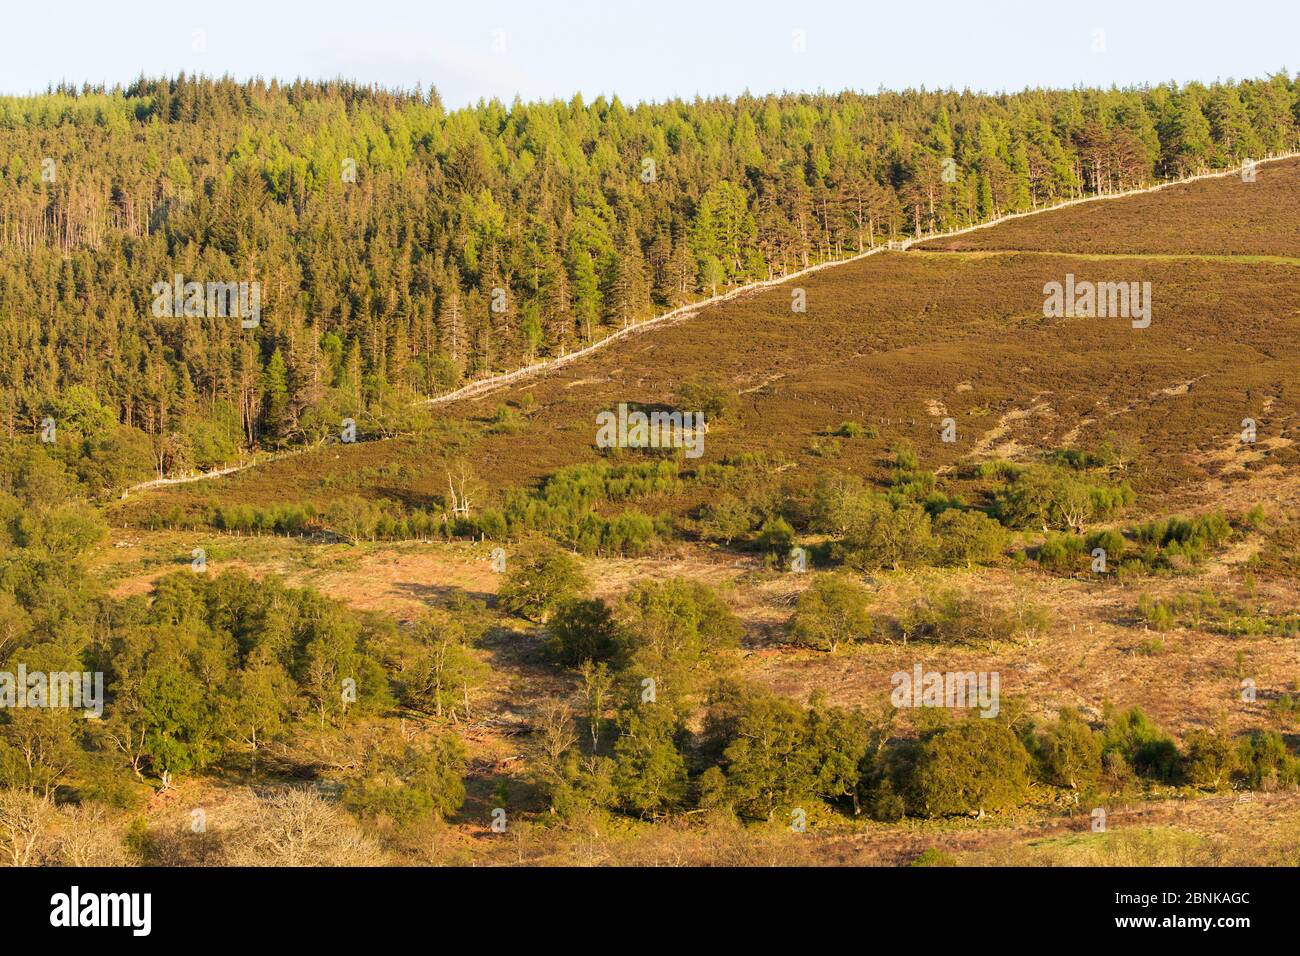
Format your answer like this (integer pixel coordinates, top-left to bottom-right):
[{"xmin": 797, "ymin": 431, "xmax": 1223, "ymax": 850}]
[{"xmin": 3, "ymin": 74, "xmax": 1297, "ymax": 478}]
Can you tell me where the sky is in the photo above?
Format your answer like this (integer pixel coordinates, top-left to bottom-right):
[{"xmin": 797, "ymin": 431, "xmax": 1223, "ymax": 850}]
[{"xmin": 1, "ymin": 0, "xmax": 1296, "ymax": 107}]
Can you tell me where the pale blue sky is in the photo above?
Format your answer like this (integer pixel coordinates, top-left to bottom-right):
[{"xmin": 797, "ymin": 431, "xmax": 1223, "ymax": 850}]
[{"xmin": 2, "ymin": 0, "xmax": 1294, "ymax": 106}]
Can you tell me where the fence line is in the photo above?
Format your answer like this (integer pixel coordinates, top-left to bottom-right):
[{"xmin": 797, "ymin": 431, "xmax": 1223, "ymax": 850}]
[
  {"xmin": 123, "ymin": 153, "xmax": 1296, "ymax": 497},
  {"xmin": 420, "ymin": 153, "xmax": 1297, "ymax": 408},
  {"xmin": 121, "ymin": 444, "xmax": 316, "ymax": 497}
]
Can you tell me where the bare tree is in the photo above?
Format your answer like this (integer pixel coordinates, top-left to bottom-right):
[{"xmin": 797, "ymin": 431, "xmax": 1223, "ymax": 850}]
[
  {"xmin": 0, "ymin": 790, "xmax": 53, "ymax": 866},
  {"xmin": 536, "ymin": 700, "xmax": 577, "ymax": 769},
  {"xmin": 445, "ymin": 459, "xmax": 482, "ymax": 521},
  {"xmin": 222, "ymin": 788, "xmax": 387, "ymax": 867},
  {"xmin": 579, "ymin": 661, "xmax": 614, "ymax": 753}
]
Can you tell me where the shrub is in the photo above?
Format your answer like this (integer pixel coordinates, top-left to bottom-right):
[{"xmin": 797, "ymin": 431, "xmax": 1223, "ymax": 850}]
[
  {"xmin": 788, "ymin": 574, "xmax": 873, "ymax": 652},
  {"xmin": 697, "ymin": 494, "xmax": 755, "ymax": 544},
  {"xmin": 1037, "ymin": 532, "xmax": 1087, "ymax": 573},
  {"xmin": 615, "ymin": 579, "xmax": 742, "ymax": 712},
  {"xmin": 1242, "ymin": 504, "xmax": 1268, "ymax": 531},
  {"xmin": 495, "ymin": 461, "xmax": 681, "ymax": 552},
  {"xmin": 910, "ymin": 847, "xmax": 958, "ymax": 867},
  {"xmin": 755, "ymin": 515, "xmax": 795, "ymax": 555},
  {"xmin": 489, "ymin": 404, "xmax": 525, "ymax": 434},
  {"xmin": 610, "ymin": 703, "xmax": 688, "ymax": 816},
  {"xmin": 594, "ymin": 510, "xmax": 659, "ymax": 556},
  {"xmin": 1183, "ymin": 726, "xmax": 1236, "ymax": 791},
  {"xmin": 899, "ymin": 591, "xmax": 1049, "ymax": 645},
  {"xmin": 1233, "ymin": 731, "xmax": 1300, "ymax": 790},
  {"xmin": 891, "ymin": 469, "xmax": 938, "ymax": 499},
  {"xmin": 548, "ymin": 753, "xmax": 618, "ymax": 822},
  {"xmin": 475, "ymin": 508, "xmax": 508, "ymax": 539},
  {"xmin": 907, "ymin": 720, "xmax": 1031, "ymax": 817},
  {"xmin": 1089, "ymin": 483, "xmax": 1137, "ymax": 520},
  {"xmin": 1085, "ymin": 528, "xmax": 1126, "ymax": 567},
  {"xmin": 1135, "ymin": 593, "xmax": 1177, "ymax": 631},
  {"xmin": 497, "ymin": 542, "xmax": 589, "ymax": 623},
  {"xmin": 1101, "ymin": 706, "xmax": 1181, "ymax": 783},
  {"xmin": 1125, "ymin": 511, "xmax": 1232, "ymax": 571},
  {"xmin": 547, "ymin": 598, "xmax": 620, "ymax": 666},
  {"xmin": 342, "ymin": 735, "xmax": 467, "ymax": 825},
  {"xmin": 1045, "ymin": 448, "xmax": 1104, "ymax": 470},
  {"xmin": 808, "ymin": 436, "xmax": 843, "ymax": 458},
  {"xmin": 934, "ymin": 508, "xmax": 1007, "ymax": 567},
  {"xmin": 975, "ymin": 459, "xmax": 1024, "ymax": 482},
  {"xmin": 923, "ymin": 491, "xmax": 967, "ymax": 517},
  {"xmin": 1038, "ymin": 709, "xmax": 1102, "ymax": 793},
  {"xmin": 677, "ymin": 377, "xmax": 738, "ymax": 425},
  {"xmin": 834, "ymin": 421, "xmax": 869, "ymax": 438},
  {"xmin": 842, "ymin": 500, "xmax": 934, "ymax": 570},
  {"xmin": 1267, "ymin": 693, "xmax": 1299, "ymax": 725},
  {"xmin": 890, "ymin": 440, "xmax": 920, "ymax": 472}
]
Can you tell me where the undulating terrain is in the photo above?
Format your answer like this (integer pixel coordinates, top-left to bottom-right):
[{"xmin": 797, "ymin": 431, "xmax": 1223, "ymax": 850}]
[{"xmin": 3, "ymin": 78, "xmax": 1298, "ymax": 867}]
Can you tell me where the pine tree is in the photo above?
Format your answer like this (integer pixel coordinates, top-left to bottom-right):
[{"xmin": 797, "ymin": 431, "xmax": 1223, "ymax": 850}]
[
  {"xmin": 609, "ymin": 228, "xmax": 649, "ymax": 327},
  {"xmin": 261, "ymin": 347, "xmax": 290, "ymax": 442},
  {"xmin": 571, "ymin": 249, "xmax": 601, "ymax": 342}
]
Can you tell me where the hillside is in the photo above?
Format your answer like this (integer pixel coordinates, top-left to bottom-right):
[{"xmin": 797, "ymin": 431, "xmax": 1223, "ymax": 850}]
[
  {"xmin": 3, "ymin": 79, "xmax": 1300, "ymax": 870},
  {"xmin": 118, "ymin": 167, "xmax": 1300, "ymax": 519},
  {"xmin": 916, "ymin": 155, "xmax": 1300, "ymax": 256},
  {"xmin": 5, "ymin": 74, "xmax": 1300, "ymax": 477}
]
